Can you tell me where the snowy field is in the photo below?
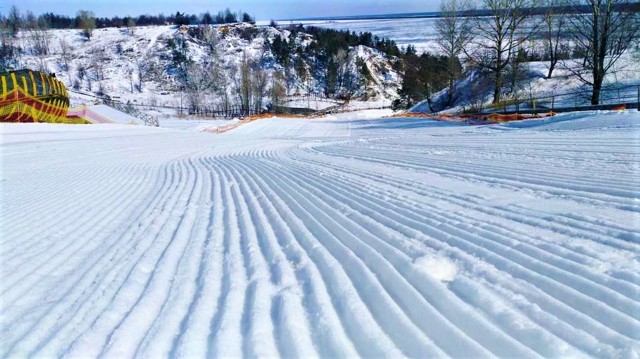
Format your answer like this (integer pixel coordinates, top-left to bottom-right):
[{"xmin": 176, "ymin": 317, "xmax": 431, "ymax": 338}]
[
  {"xmin": 1, "ymin": 111, "xmax": 640, "ymax": 358},
  {"xmin": 289, "ymin": 18, "xmax": 439, "ymax": 54}
]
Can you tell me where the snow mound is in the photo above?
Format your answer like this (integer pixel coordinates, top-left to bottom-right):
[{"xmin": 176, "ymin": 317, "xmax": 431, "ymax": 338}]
[
  {"xmin": 408, "ymin": 99, "xmax": 432, "ymax": 113},
  {"xmin": 413, "ymin": 254, "xmax": 459, "ymax": 283}
]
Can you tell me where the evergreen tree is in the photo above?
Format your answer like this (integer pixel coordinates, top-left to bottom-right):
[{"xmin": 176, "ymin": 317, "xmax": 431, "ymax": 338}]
[
  {"xmin": 7, "ymin": 6, "xmax": 21, "ymax": 36},
  {"xmin": 174, "ymin": 11, "xmax": 189, "ymax": 26}
]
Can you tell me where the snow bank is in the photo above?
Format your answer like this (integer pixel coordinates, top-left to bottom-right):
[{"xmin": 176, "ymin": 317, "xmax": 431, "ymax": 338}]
[{"xmin": 496, "ymin": 110, "xmax": 640, "ymax": 131}]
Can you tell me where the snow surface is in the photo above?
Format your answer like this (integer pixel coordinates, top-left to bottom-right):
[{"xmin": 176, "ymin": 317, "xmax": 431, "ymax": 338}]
[
  {"xmin": 1, "ymin": 111, "xmax": 640, "ymax": 358},
  {"xmin": 293, "ymin": 18, "xmax": 440, "ymax": 55}
]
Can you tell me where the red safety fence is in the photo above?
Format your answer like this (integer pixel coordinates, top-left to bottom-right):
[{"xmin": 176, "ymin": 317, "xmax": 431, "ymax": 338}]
[{"xmin": 395, "ymin": 111, "xmax": 558, "ymax": 125}]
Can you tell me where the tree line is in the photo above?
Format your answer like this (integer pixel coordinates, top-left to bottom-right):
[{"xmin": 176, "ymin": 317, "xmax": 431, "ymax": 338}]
[
  {"xmin": 0, "ymin": 6, "xmax": 257, "ymax": 72},
  {"xmin": 269, "ymin": 25, "xmax": 402, "ymax": 98},
  {"xmin": 0, "ymin": 6, "xmax": 254, "ymax": 32}
]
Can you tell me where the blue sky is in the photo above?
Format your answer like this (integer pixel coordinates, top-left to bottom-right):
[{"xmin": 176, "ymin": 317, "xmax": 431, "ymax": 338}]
[{"xmin": 2, "ymin": 0, "xmax": 437, "ymax": 20}]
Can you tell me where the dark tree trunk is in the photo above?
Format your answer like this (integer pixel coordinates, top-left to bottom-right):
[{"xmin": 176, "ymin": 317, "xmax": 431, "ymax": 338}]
[
  {"xmin": 546, "ymin": 60, "xmax": 556, "ymax": 79},
  {"xmin": 447, "ymin": 78, "xmax": 454, "ymax": 106},
  {"xmin": 493, "ymin": 70, "xmax": 503, "ymax": 104},
  {"xmin": 592, "ymin": 73, "xmax": 603, "ymax": 105}
]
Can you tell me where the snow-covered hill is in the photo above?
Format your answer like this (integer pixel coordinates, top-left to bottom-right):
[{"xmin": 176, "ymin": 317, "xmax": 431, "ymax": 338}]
[
  {"xmin": 306, "ymin": 16, "xmax": 640, "ymax": 112},
  {"xmin": 15, "ymin": 23, "xmax": 401, "ymax": 111},
  {"xmin": 430, "ymin": 54, "xmax": 640, "ymax": 112},
  {"xmin": 1, "ymin": 110, "xmax": 639, "ymax": 358}
]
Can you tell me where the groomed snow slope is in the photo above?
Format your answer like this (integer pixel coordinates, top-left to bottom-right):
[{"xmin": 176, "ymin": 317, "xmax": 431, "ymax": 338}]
[{"xmin": 1, "ymin": 111, "xmax": 639, "ymax": 358}]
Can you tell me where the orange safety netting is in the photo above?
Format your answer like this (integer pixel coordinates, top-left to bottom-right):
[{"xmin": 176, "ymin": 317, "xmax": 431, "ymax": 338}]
[
  {"xmin": 471, "ymin": 112, "xmax": 557, "ymax": 122},
  {"xmin": 0, "ymin": 90, "xmax": 69, "ymax": 123},
  {"xmin": 204, "ymin": 113, "xmax": 315, "ymax": 134},
  {"xmin": 0, "ymin": 70, "xmax": 84, "ymax": 124},
  {"xmin": 395, "ymin": 111, "xmax": 557, "ymax": 124}
]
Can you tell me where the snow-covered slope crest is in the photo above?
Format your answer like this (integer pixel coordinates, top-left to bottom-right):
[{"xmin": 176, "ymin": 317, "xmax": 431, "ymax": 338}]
[{"xmin": 1, "ymin": 111, "xmax": 639, "ymax": 358}]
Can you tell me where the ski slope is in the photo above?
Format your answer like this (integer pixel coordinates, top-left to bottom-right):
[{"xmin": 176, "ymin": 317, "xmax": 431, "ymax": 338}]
[{"xmin": 1, "ymin": 111, "xmax": 639, "ymax": 358}]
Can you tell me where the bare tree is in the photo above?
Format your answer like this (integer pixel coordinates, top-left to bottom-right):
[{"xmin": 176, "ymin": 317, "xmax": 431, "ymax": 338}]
[
  {"xmin": 542, "ymin": 2, "xmax": 567, "ymax": 78},
  {"xmin": 0, "ymin": 29, "xmax": 21, "ymax": 70},
  {"xmin": 235, "ymin": 52, "xmax": 253, "ymax": 114},
  {"xmin": 436, "ymin": 0, "xmax": 474, "ymax": 106},
  {"xmin": 201, "ymin": 25, "xmax": 219, "ymax": 54},
  {"xmin": 127, "ymin": 66, "xmax": 135, "ymax": 93},
  {"xmin": 218, "ymin": 85, "xmax": 233, "ymax": 116},
  {"xmin": 252, "ymin": 66, "xmax": 269, "ymax": 113},
  {"xmin": 565, "ymin": 0, "xmax": 640, "ymax": 104},
  {"xmin": 78, "ymin": 62, "xmax": 92, "ymax": 91},
  {"xmin": 0, "ymin": 9, "xmax": 20, "ymax": 70},
  {"xmin": 184, "ymin": 62, "xmax": 208, "ymax": 112},
  {"xmin": 58, "ymin": 38, "xmax": 71, "ymax": 68},
  {"xmin": 78, "ymin": 10, "xmax": 96, "ymax": 41},
  {"xmin": 26, "ymin": 23, "xmax": 51, "ymax": 74},
  {"xmin": 35, "ymin": 57, "xmax": 48, "ymax": 73},
  {"xmin": 28, "ymin": 25, "xmax": 51, "ymax": 56},
  {"xmin": 126, "ymin": 17, "xmax": 136, "ymax": 35},
  {"xmin": 232, "ymin": 52, "xmax": 270, "ymax": 115},
  {"xmin": 183, "ymin": 59, "xmax": 219, "ymax": 113},
  {"xmin": 506, "ymin": 42, "xmax": 530, "ymax": 96},
  {"xmin": 58, "ymin": 38, "xmax": 73, "ymax": 83},
  {"xmin": 90, "ymin": 48, "xmax": 106, "ymax": 90},
  {"xmin": 468, "ymin": 0, "xmax": 540, "ymax": 104},
  {"xmin": 136, "ymin": 57, "xmax": 151, "ymax": 91},
  {"xmin": 334, "ymin": 49, "xmax": 349, "ymax": 91},
  {"xmin": 77, "ymin": 63, "xmax": 86, "ymax": 82},
  {"xmin": 270, "ymin": 71, "xmax": 287, "ymax": 113}
]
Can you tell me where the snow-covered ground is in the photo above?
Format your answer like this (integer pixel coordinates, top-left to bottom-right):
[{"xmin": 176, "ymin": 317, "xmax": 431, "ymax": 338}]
[{"xmin": 1, "ymin": 111, "xmax": 639, "ymax": 358}]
